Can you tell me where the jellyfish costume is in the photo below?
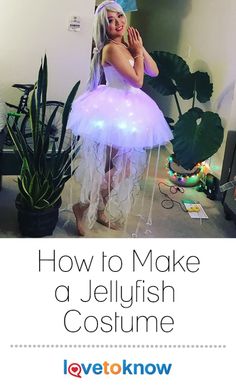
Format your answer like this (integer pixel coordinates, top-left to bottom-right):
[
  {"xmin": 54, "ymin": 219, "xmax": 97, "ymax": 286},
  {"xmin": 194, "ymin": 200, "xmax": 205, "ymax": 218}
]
[{"xmin": 68, "ymin": 59, "xmax": 173, "ymax": 232}]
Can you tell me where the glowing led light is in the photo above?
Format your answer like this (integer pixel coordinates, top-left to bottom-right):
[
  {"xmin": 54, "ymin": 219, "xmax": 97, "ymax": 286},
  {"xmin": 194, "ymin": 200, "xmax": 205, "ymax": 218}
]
[
  {"xmin": 118, "ymin": 122, "xmax": 127, "ymax": 129},
  {"xmin": 93, "ymin": 120, "xmax": 104, "ymax": 128}
]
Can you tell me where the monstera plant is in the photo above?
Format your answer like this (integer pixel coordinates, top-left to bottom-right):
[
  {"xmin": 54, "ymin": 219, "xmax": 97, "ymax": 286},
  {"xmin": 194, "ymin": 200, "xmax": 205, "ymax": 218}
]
[{"xmin": 147, "ymin": 51, "xmax": 224, "ymax": 171}]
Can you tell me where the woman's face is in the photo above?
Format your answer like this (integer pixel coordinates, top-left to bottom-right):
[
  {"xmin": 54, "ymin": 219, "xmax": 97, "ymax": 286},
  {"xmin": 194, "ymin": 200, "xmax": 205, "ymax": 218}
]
[{"xmin": 106, "ymin": 11, "xmax": 127, "ymax": 39}]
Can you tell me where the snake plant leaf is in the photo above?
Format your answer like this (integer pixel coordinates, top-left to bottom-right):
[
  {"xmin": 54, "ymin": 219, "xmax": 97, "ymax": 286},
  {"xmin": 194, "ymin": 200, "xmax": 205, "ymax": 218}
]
[
  {"xmin": 40, "ymin": 55, "xmax": 48, "ymax": 127},
  {"xmin": 21, "ymin": 157, "xmax": 32, "ymax": 178},
  {"xmin": 193, "ymin": 71, "xmax": 213, "ymax": 103},
  {"xmin": 60, "ymin": 173, "xmax": 73, "ymax": 185},
  {"xmin": 30, "ymin": 88, "xmax": 37, "ymax": 143},
  {"xmin": 21, "ymin": 176, "xmax": 34, "ymax": 206},
  {"xmin": 8, "ymin": 54, "xmax": 80, "ymax": 210},
  {"xmin": 36, "ymin": 63, "xmax": 43, "ymax": 128},
  {"xmin": 34, "ymin": 180, "xmax": 50, "ymax": 204},
  {"xmin": 34, "ymin": 199, "xmax": 51, "ymax": 210},
  {"xmin": 7, "ymin": 121, "xmax": 24, "ymax": 159},
  {"xmin": 59, "ymin": 80, "xmax": 80, "ymax": 154},
  {"xmin": 7, "ymin": 117, "xmax": 33, "ymax": 164},
  {"xmin": 148, "ymin": 51, "xmax": 191, "ymax": 96},
  {"xmin": 54, "ymin": 151, "xmax": 68, "ymax": 175},
  {"xmin": 44, "ymin": 104, "xmax": 60, "ymax": 154},
  {"xmin": 17, "ymin": 177, "xmax": 32, "ymax": 205},
  {"xmin": 47, "ymin": 185, "xmax": 65, "ymax": 206},
  {"xmin": 34, "ymin": 135, "xmax": 44, "ymax": 171},
  {"xmin": 29, "ymin": 173, "xmax": 41, "ymax": 200},
  {"xmin": 53, "ymin": 168, "xmax": 72, "ymax": 189},
  {"xmin": 172, "ymin": 109, "xmax": 224, "ymax": 169}
]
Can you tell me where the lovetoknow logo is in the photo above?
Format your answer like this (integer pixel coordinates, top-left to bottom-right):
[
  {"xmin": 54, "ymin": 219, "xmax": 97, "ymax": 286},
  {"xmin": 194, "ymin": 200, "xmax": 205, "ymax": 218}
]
[{"xmin": 64, "ymin": 359, "xmax": 172, "ymax": 378}]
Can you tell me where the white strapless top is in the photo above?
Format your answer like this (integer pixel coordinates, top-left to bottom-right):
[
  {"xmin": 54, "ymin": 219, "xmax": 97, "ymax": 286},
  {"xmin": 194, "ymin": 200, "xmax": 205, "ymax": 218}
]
[{"xmin": 103, "ymin": 59, "xmax": 135, "ymax": 90}]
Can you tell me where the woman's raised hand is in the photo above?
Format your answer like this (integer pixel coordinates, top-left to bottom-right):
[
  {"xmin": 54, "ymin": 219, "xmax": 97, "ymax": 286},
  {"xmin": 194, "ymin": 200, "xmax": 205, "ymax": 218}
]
[{"xmin": 127, "ymin": 27, "xmax": 143, "ymax": 57}]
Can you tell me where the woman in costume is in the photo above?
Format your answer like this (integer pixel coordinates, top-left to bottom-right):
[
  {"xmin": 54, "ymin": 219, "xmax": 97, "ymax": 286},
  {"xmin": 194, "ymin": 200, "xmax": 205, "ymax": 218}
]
[{"xmin": 68, "ymin": 0, "xmax": 173, "ymax": 236}]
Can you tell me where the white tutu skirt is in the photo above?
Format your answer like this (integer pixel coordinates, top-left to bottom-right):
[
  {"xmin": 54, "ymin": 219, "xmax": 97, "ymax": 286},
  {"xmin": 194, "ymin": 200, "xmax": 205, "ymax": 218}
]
[
  {"xmin": 68, "ymin": 85, "xmax": 173, "ymax": 149},
  {"xmin": 68, "ymin": 84, "xmax": 173, "ymax": 230}
]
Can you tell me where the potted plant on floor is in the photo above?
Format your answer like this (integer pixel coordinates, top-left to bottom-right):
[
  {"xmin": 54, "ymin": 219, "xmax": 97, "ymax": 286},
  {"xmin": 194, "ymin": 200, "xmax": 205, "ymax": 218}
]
[
  {"xmin": 147, "ymin": 51, "xmax": 224, "ymax": 186},
  {"xmin": 7, "ymin": 55, "xmax": 80, "ymax": 237}
]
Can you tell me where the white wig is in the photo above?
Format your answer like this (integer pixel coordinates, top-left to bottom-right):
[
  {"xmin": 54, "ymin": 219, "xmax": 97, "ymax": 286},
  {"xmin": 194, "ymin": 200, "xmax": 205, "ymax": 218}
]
[{"xmin": 87, "ymin": 1, "xmax": 127, "ymax": 91}]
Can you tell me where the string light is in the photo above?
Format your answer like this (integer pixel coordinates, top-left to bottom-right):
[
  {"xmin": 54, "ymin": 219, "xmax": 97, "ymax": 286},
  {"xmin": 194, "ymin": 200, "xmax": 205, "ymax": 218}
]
[{"xmin": 167, "ymin": 156, "xmax": 204, "ymax": 187}]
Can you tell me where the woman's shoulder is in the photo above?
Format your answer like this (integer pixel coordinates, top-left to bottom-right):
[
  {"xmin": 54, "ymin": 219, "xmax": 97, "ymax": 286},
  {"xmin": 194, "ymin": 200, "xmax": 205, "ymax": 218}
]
[
  {"xmin": 102, "ymin": 42, "xmax": 131, "ymax": 66},
  {"xmin": 102, "ymin": 43, "xmax": 120, "ymax": 66},
  {"xmin": 103, "ymin": 42, "xmax": 120, "ymax": 54}
]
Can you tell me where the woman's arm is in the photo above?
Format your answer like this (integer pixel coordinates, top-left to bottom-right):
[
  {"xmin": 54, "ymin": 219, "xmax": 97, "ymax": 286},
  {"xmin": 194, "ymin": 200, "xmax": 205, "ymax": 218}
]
[
  {"xmin": 132, "ymin": 28, "xmax": 159, "ymax": 77},
  {"xmin": 143, "ymin": 47, "xmax": 159, "ymax": 77}
]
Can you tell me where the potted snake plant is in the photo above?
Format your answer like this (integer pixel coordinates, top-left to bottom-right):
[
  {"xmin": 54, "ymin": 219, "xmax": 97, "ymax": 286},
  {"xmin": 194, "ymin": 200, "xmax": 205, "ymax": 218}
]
[
  {"xmin": 7, "ymin": 55, "xmax": 80, "ymax": 237},
  {"xmin": 147, "ymin": 51, "xmax": 224, "ymax": 186}
]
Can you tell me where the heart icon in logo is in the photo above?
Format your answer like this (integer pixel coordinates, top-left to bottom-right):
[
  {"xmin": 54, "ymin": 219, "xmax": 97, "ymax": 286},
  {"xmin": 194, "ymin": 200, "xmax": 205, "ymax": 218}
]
[{"xmin": 68, "ymin": 363, "xmax": 82, "ymax": 378}]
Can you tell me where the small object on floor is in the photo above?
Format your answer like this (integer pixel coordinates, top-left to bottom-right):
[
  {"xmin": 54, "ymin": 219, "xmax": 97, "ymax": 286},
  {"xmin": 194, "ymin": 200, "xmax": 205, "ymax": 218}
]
[
  {"xmin": 184, "ymin": 203, "xmax": 208, "ymax": 219},
  {"xmin": 181, "ymin": 199, "xmax": 195, "ymax": 204},
  {"xmin": 158, "ymin": 181, "xmax": 187, "ymax": 212},
  {"xmin": 187, "ymin": 205, "xmax": 200, "ymax": 212},
  {"xmin": 198, "ymin": 173, "xmax": 219, "ymax": 200}
]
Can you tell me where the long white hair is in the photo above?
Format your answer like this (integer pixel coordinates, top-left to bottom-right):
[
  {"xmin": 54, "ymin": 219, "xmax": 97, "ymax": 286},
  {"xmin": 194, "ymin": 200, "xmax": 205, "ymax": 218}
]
[{"xmin": 87, "ymin": 1, "xmax": 127, "ymax": 91}]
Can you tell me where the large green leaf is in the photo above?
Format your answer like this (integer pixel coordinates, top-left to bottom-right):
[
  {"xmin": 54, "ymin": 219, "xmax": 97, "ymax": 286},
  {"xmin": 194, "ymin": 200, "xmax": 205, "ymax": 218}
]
[
  {"xmin": 176, "ymin": 73, "xmax": 194, "ymax": 100},
  {"xmin": 194, "ymin": 71, "xmax": 213, "ymax": 103},
  {"xmin": 175, "ymin": 71, "xmax": 213, "ymax": 103},
  {"xmin": 148, "ymin": 51, "xmax": 191, "ymax": 96},
  {"xmin": 172, "ymin": 109, "xmax": 224, "ymax": 169}
]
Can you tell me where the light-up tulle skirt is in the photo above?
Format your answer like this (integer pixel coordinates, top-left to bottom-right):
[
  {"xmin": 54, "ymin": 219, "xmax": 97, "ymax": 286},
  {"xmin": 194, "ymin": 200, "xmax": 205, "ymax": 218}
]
[
  {"xmin": 68, "ymin": 85, "xmax": 173, "ymax": 230},
  {"xmin": 68, "ymin": 85, "xmax": 173, "ymax": 148}
]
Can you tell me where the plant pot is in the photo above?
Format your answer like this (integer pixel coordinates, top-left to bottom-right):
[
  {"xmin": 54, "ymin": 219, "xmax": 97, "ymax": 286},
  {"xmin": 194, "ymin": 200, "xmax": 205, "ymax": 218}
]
[
  {"xmin": 15, "ymin": 195, "xmax": 61, "ymax": 237},
  {"xmin": 168, "ymin": 156, "xmax": 203, "ymax": 187}
]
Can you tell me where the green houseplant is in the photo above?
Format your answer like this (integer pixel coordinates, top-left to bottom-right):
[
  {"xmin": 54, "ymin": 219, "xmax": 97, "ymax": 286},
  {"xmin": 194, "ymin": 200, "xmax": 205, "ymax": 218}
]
[
  {"xmin": 7, "ymin": 55, "xmax": 80, "ymax": 237},
  {"xmin": 147, "ymin": 51, "xmax": 224, "ymax": 183}
]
